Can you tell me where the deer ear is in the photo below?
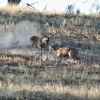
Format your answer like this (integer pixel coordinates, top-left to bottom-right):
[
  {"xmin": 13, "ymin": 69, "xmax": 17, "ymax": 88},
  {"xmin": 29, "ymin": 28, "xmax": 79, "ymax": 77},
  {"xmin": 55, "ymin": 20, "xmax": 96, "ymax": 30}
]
[
  {"xmin": 50, "ymin": 43, "xmax": 54, "ymax": 46},
  {"xmin": 48, "ymin": 44, "xmax": 51, "ymax": 47},
  {"xmin": 48, "ymin": 35, "xmax": 51, "ymax": 37},
  {"xmin": 43, "ymin": 34, "xmax": 46, "ymax": 37}
]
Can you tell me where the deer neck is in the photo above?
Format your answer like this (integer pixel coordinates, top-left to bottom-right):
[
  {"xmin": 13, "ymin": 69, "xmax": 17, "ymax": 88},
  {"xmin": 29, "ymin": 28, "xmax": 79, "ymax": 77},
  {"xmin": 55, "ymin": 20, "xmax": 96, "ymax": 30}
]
[
  {"xmin": 42, "ymin": 38, "xmax": 47, "ymax": 44},
  {"xmin": 51, "ymin": 48, "xmax": 57, "ymax": 55}
]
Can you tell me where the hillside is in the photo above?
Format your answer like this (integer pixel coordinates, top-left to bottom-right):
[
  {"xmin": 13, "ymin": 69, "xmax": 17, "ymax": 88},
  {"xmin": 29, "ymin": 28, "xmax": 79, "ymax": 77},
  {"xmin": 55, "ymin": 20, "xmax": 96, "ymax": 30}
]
[
  {"xmin": 0, "ymin": 6, "xmax": 100, "ymax": 64},
  {"xmin": 0, "ymin": 6, "xmax": 100, "ymax": 100}
]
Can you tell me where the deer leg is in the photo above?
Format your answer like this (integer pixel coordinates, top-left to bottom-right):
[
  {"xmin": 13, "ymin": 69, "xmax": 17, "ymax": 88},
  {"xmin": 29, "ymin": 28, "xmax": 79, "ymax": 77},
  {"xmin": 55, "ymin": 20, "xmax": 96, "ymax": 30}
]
[
  {"xmin": 41, "ymin": 47, "xmax": 45, "ymax": 54},
  {"xmin": 76, "ymin": 57, "xmax": 81, "ymax": 64},
  {"xmin": 54, "ymin": 57, "xmax": 60, "ymax": 67},
  {"xmin": 36, "ymin": 45, "xmax": 42, "ymax": 60},
  {"xmin": 72, "ymin": 59, "xmax": 75, "ymax": 63},
  {"xmin": 68, "ymin": 51, "xmax": 75, "ymax": 63},
  {"xmin": 73, "ymin": 57, "xmax": 81, "ymax": 64},
  {"xmin": 55, "ymin": 59, "xmax": 58, "ymax": 66},
  {"xmin": 32, "ymin": 44, "xmax": 34, "ymax": 48}
]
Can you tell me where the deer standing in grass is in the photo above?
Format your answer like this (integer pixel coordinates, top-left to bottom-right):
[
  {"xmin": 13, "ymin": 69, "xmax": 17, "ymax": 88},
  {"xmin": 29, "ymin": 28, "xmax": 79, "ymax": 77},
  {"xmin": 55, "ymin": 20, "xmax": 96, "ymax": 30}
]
[
  {"xmin": 30, "ymin": 35, "xmax": 50, "ymax": 51},
  {"xmin": 49, "ymin": 45, "xmax": 80, "ymax": 64},
  {"xmin": 30, "ymin": 35, "xmax": 50, "ymax": 60}
]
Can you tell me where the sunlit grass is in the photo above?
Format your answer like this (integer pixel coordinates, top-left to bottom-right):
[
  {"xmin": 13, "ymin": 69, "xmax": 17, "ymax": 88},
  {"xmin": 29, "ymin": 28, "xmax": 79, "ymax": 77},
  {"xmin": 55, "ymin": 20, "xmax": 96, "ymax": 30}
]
[
  {"xmin": 0, "ymin": 82, "xmax": 100, "ymax": 99},
  {"xmin": 0, "ymin": 5, "xmax": 37, "ymax": 12},
  {"xmin": 0, "ymin": 5, "xmax": 66, "ymax": 15},
  {"xmin": 0, "ymin": 4, "xmax": 100, "ymax": 100}
]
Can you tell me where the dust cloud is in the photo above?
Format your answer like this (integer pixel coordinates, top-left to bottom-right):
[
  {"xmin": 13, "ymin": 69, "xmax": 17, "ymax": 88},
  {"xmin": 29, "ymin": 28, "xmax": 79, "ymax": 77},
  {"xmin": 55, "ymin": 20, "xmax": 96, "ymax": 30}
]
[
  {"xmin": 0, "ymin": 21, "xmax": 42, "ymax": 55},
  {"xmin": 0, "ymin": 21, "xmax": 75, "ymax": 63},
  {"xmin": 0, "ymin": 21, "xmax": 41, "ymax": 48}
]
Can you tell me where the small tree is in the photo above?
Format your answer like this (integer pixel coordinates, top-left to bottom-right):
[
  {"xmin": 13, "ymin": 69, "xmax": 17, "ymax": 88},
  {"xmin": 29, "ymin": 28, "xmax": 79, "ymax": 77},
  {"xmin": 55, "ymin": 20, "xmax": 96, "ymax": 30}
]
[
  {"xmin": 65, "ymin": 4, "xmax": 75, "ymax": 14},
  {"xmin": 76, "ymin": 9, "xmax": 80, "ymax": 15},
  {"xmin": 8, "ymin": 0, "xmax": 21, "ymax": 5},
  {"xmin": 90, "ymin": 0, "xmax": 100, "ymax": 14}
]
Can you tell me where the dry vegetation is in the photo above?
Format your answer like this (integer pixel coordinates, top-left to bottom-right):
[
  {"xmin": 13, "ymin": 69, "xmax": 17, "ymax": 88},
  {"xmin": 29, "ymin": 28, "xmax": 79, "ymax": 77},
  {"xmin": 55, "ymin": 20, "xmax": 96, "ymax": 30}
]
[{"xmin": 0, "ymin": 5, "xmax": 100, "ymax": 100}]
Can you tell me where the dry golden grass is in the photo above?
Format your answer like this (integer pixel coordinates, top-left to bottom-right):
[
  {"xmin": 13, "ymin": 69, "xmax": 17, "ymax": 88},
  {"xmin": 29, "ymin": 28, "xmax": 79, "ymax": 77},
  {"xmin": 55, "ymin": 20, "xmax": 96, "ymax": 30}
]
[
  {"xmin": 0, "ymin": 5, "xmax": 100, "ymax": 100},
  {"xmin": 0, "ymin": 5, "xmax": 39, "ymax": 14},
  {"xmin": 0, "ymin": 5, "xmax": 66, "ymax": 16},
  {"xmin": 0, "ymin": 63, "xmax": 100, "ymax": 100},
  {"xmin": 0, "ymin": 79, "xmax": 100, "ymax": 99},
  {"xmin": 2, "ymin": 5, "xmax": 100, "ymax": 18}
]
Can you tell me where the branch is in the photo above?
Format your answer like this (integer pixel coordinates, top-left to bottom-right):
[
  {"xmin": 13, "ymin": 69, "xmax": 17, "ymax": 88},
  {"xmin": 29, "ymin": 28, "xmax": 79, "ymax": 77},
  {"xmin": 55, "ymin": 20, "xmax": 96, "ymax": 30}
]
[
  {"xmin": 42, "ymin": 4, "xmax": 47, "ymax": 11},
  {"xmin": 31, "ymin": 2, "xmax": 39, "ymax": 5},
  {"xmin": 26, "ymin": 3, "xmax": 36, "ymax": 9},
  {"xmin": 83, "ymin": 0, "xmax": 88, "ymax": 3}
]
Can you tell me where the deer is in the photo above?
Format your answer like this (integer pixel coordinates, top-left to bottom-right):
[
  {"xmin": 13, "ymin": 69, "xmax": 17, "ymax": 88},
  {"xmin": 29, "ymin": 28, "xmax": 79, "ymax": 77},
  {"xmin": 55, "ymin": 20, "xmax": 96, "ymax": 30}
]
[
  {"xmin": 48, "ymin": 44, "xmax": 80, "ymax": 64},
  {"xmin": 30, "ymin": 35, "xmax": 50, "ymax": 51},
  {"xmin": 30, "ymin": 35, "xmax": 50, "ymax": 59}
]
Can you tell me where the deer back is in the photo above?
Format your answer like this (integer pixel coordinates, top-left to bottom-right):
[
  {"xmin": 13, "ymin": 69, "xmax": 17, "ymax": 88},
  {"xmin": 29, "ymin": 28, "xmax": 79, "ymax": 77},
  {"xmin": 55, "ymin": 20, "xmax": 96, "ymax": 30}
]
[
  {"xmin": 67, "ymin": 47, "xmax": 79, "ymax": 58},
  {"xmin": 30, "ymin": 36, "xmax": 42, "ymax": 46}
]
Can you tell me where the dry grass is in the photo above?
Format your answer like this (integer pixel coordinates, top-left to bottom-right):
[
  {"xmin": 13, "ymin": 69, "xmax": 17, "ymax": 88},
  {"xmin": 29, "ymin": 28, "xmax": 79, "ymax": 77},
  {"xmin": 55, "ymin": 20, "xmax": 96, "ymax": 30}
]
[
  {"xmin": 0, "ymin": 5, "xmax": 39, "ymax": 14},
  {"xmin": 0, "ymin": 5, "xmax": 66, "ymax": 16},
  {"xmin": 0, "ymin": 82, "xmax": 100, "ymax": 99},
  {"xmin": 0, "ymin": 5, "xmax": 100, "ymax": 100},
  {"xmin": 0, "ymin": 64, "xmax": 100, "ymax": 100}
]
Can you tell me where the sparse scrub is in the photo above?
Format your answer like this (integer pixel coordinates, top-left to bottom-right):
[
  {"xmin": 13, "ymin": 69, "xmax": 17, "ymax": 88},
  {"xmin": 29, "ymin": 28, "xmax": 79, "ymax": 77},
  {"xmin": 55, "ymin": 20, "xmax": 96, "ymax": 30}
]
[
  {"xmin": 0, "ymin": 5, "xmax": 100, "ymax": 100},
  {"xmin": 0, "ymin": 65, "xmax": 100, "ymax": 100}
]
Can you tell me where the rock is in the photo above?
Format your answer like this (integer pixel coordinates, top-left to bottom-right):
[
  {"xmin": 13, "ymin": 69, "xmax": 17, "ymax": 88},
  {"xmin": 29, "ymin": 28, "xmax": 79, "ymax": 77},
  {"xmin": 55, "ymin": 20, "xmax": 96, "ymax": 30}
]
[{"xmin": 41, "ymin": 54, "xmax": 48, "ymax": 62}]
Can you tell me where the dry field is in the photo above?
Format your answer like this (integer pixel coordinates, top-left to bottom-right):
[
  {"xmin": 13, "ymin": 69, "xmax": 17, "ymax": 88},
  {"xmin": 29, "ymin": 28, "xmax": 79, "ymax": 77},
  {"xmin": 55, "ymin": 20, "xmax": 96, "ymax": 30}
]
[{"xmin": 0, "ymin": 6, "xmax": 100, "ymax": 100}]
